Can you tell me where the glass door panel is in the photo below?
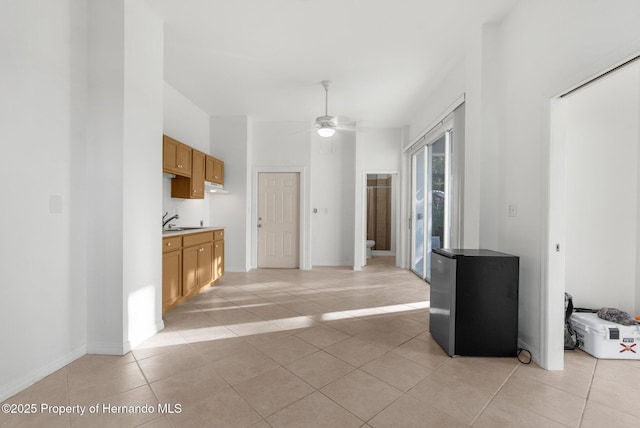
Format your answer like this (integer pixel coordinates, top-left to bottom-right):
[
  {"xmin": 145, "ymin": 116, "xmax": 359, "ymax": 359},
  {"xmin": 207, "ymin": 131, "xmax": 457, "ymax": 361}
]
[
  {"xmin": 411, "ymin": 149, "xmax": 426, "ymax": 276},
  {"xmin": 426, "ymin": 135, "xmax": 446, "ymax": 282},
  {"xmin": 410, "ymin": 130, "xmax": 453, "ymax": 282}
]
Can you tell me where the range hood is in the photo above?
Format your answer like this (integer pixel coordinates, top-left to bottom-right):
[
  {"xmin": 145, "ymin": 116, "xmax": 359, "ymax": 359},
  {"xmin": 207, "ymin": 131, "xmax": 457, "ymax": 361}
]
[{"xmin": 205, "ymin": 182, "xmax": 228, "ymax": 194}]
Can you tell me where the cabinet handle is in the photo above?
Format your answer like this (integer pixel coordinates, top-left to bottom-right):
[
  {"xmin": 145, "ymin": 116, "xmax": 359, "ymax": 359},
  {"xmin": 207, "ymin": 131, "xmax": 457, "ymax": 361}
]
[{"xmin": 167, "ymin": 242, "xmax": 171, "ymax": 247}]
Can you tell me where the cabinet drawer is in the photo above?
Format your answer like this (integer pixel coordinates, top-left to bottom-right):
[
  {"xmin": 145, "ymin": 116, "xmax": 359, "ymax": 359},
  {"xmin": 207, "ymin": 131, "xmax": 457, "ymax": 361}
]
[
  {"xmin": 163, "ymin": 236, "xmax": 182, "ymax": 252},
  {"xmin": 214, "ymin": 229, "xmax": 224, "ymax": 240},
  {"xmin": 183, "ymin": 231, "xmax": 214, "ymax": 247}
]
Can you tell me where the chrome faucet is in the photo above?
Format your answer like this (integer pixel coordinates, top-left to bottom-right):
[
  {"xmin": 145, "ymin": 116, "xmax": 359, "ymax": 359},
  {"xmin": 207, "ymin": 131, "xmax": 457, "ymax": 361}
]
[{"xmin": 163, "ymin": 213, "xmax": 179, "ymax": 228}]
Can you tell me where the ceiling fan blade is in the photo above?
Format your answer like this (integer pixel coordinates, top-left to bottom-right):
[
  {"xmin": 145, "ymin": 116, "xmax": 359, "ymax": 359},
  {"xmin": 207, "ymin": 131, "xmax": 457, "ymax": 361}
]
[
  {"xmin": 334, "ymin": 124, "xmax": 356, "ymax": 132},
  {"xmin": 334, "ymin": 115, "xmax": 356, "ymax": 126}
]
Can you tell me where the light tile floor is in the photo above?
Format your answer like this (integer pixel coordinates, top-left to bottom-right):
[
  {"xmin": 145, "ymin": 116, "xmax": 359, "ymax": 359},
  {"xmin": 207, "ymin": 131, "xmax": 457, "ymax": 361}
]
[{"xmin": 3, "ymin": 257, "xmax": 639, "ymax": 427}]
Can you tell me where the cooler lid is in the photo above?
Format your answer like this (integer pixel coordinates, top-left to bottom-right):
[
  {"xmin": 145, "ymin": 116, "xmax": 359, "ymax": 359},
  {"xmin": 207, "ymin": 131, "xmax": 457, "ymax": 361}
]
[{"xmin": 571, "ymin": 312, "xmax": 639, "ymax": 334}]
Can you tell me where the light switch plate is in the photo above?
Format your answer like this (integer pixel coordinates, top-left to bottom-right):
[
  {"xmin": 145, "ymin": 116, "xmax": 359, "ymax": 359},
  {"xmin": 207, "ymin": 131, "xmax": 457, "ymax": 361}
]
[{"xmin": 50, "ymin": 195, "xmax": 62, "ymax": 214}]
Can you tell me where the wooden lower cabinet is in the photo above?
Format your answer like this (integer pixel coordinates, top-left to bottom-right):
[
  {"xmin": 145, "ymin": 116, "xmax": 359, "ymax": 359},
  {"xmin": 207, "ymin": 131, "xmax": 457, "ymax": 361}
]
[
  {"xmin": 162, "ymin": 236, "xmax": 183, "ymax": 311},
  {"xmin": 213, "ymin": 229, "xmax": 225, "ymax": 280},
  {"xmin": 182, "ymin": 242, "xmax": 213, "ymax": 297},
  {"xmin": 181, "ymin": 245, "xmax": 199, "ymax": 297},
  {"xmin": 163, "ymin": 229, "xmax": 224, "ymax": 313}
]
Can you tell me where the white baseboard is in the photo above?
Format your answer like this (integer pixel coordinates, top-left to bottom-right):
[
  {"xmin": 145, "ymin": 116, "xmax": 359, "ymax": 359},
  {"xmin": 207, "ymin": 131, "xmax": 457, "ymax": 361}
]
[
  {"xmin": 0, "ymin": 345, "xmax": 86, "ymax": 402},
  {"xmin": 371, "ymin": 250, "xmax": 395, "ymax": 256},
  {"xmin": 225, "ymin": 265, "xmax": 251, "ymax": 272},
  {"xmin": 125, "ymin": 320, "xmax": 166, "ymax": 353},
  {"xmin": 86, "ymin": 341, "xmax": 126, "ymax": 355}
]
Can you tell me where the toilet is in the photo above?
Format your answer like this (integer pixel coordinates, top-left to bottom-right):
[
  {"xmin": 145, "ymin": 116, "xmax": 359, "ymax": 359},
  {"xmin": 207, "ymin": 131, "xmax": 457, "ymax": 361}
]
[{"xmin": 366, "ymin": 240, "xmax": 375, "ymax": 259}]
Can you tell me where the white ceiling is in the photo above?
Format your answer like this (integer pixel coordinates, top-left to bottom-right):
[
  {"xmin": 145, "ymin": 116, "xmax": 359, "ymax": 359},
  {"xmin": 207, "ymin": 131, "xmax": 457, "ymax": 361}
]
[{"xmin": 148, "ymin": 0, "xmax": 518, "ymax": 128}]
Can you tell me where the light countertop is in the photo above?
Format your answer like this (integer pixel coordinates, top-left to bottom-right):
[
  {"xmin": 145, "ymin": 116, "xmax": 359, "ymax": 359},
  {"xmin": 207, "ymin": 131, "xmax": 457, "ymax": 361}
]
[{"xmin": 162, "ymin": 227, "xmax": 224, "ymax": 237}]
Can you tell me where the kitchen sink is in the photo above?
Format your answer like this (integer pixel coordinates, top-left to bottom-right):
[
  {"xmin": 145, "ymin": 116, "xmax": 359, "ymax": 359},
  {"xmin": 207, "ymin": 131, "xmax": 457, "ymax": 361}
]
[{"xmin": 164, "ymin": 226, "xmax": 207, "ymax": 232}]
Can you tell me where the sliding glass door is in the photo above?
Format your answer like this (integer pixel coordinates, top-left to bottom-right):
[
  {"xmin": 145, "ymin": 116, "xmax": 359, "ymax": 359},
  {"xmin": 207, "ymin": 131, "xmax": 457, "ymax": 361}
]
[
  {"xmin": 411, "ymin": 130, "xmax": 453, "ymax": 282},
  {"xmin": 411, "ymin": 149, "xmax": 426, "ymax": 276}
]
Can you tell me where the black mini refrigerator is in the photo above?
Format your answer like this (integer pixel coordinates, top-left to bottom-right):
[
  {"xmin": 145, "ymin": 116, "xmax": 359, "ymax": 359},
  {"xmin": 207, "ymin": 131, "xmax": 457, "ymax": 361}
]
[{"xmin": 430, "ymin": 249, "xmax": 519, "ymax": 357}]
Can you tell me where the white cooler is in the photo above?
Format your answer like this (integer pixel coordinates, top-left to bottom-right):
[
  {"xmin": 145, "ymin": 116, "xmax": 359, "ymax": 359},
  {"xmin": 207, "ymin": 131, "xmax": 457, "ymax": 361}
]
[{"xmin": 570, "ymin": 312, "xmax": 640, "ymax": 360}]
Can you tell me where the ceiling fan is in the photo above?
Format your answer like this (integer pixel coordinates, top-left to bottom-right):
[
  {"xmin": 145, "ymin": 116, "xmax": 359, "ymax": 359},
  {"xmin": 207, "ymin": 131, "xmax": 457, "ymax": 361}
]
[{"xmin": 314, "ymin": 80, "xmax": 354, "ymax": 137}]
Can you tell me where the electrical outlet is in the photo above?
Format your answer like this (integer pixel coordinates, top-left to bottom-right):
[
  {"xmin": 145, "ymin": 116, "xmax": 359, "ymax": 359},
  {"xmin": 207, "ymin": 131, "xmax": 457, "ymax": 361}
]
[{"xmin": 508, "ymin": 203, "xmax": 517, "ymax": 217}]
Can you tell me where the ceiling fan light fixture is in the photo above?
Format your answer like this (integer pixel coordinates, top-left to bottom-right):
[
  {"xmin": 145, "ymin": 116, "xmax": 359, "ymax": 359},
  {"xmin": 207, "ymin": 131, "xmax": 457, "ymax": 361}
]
[{"xmin": 317, "ymin": 126, "xmax": 336, "ymax": 138}]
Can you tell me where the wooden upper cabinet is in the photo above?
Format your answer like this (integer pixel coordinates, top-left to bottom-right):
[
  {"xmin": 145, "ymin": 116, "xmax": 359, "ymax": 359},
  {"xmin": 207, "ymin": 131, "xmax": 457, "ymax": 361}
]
[
  {"xmin": 163, "ymin": 135, "xmax": 192, "ymax": 177},
  {"xmin": 191, "ymin": 150, "xmax": 205, "ymax": 198},
  {"xmin": 171, "ymin": 149, "xmax": 205, "ymax": 199},
  {"xmin": 205, "ymin": 155, "xmax": 224, "ymax": 185}
]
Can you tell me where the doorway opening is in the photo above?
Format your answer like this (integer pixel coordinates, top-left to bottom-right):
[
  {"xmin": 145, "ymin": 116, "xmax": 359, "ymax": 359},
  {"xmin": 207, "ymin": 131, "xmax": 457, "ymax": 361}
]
[
  {"xmin": 366, "ymin": 174, "xmax": 394, "ymax": 261},
  {"xmin": 547, "ymin": 57, "xmax": 640, "ymax": 369}
]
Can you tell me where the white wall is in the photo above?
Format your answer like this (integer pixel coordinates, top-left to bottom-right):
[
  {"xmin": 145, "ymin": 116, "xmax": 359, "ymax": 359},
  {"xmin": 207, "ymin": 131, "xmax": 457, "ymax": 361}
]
[
  {"xmin": 0, "ymin": 0, "xmax": 163, "ymax": 400},
  {"xmin": 85, "ymin": 0, "xmax": 126, "ymax": 355},
  {"xmin": 86, "ymin": 0, "xmax": 163, "ymax": 354},
  {"xmin": 162, "ymin": 83, "xmax": 211, "ymax": 227},
  {"xmin": 0, "ymin": 0, "xmax": 88, "ymax": 401},
  {"xmin": 564, "ymin": 63, "xmax": 640, "ymax": 314},
  {"xmin": 122, "ymin": 0, "xmax": 164, "ymax": 349},
  {"xmin": 218, "ymin": 121, "xmax": 400, "ymax": 270},
  {"xmin": 354, "ymin": 128, "xmax": 403, "ymax": 269},
  {"xmin": 251, "ymin": 121, "xmax": 312, "ymax": 269},
  {"xmin": 211, "ymin": 116, "xmax": 252, "ymax": 272},
  {"xmin": 311, "ymin": 131, "xmax": 356, "ymax": 266},
  {"xmin": 498, "ymin": 0, "xmax": 640, "ymax": 369},
  {"xmin": 404, "ymin": 0, "xmax": 640, "ymax": 368},
  {"xmin": 250, "ymin": 122, "xmax": 366, "ymax": 268}
]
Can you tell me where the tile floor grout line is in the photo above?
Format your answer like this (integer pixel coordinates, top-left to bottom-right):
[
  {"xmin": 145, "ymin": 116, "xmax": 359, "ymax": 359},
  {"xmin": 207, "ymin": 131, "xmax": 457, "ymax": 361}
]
[
  {"xmin": 64, "ymin": 366, "xmax": 72, "ymax": 428},
  {"xmin": 468, "ymin": 358, "xmax": 522, "ymax": 426},
  {"xmin": 577, "ymin": 357, "xmax": 599, "ymax": 428},
  {"xmin": 16, "ymin": 262, "xmax": 631, "ymax": 427},
  {"xmin": 315, "ymin": 387, "xmax": 369, "ymax": 426}
]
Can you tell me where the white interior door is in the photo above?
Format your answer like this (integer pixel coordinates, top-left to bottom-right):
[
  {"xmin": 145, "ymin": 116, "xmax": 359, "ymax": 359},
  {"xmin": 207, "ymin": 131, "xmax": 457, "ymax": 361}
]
[{"xmin": 258, "ymin": 172, "xmax": 300, "ymax": 268}]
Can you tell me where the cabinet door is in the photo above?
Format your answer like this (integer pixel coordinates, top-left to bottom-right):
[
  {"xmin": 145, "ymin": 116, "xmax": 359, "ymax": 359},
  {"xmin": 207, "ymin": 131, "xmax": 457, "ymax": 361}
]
[
  {"xmin": 205, "ymin": 155, "xmax": 215, "ymax": 182},
  {"xmin": 163, "ymin": 137, "xmax": 178, "ymax": 174},
  {"xmin": 212, "ymin": 158, "xmax": 224, "ymax": 185},
  {"xmin": 163, "ymin": 135, "xmax": 192, "ymax": 177},
  {"xmin": 205, "ymin": 156, "xmax": 224, "ymax": 185},
  {"xmin": 171, "ymin": 150, "xmax": 205, "ymax": 199},
  {"xmin": 175, "ymin": 143, "xmax": 192, "ymax": 176},
  {"xmin": 197, "ymin": 242, "xmax": 213, "ymax": 287},
  {"xmin": 182, "ymin": 246, "xmax": 198, "ymax": 296},
  {"xmin": 191, "ymin": 150, "xmax": 205, "ymax": 198},
  {"xmin": 214, "ymin": 239, "xmax": 224, "ymax": 280},
  {"xmin": 162, "ymin": 250, "xmax": 182, "ymax": 310}
]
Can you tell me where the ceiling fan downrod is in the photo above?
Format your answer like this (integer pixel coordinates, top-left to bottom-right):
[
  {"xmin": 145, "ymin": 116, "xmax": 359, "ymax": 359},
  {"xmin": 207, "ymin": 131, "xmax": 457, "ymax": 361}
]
[{"xmin": 322, "ymin": 80, "xmax": 331, "ymax": 116}]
